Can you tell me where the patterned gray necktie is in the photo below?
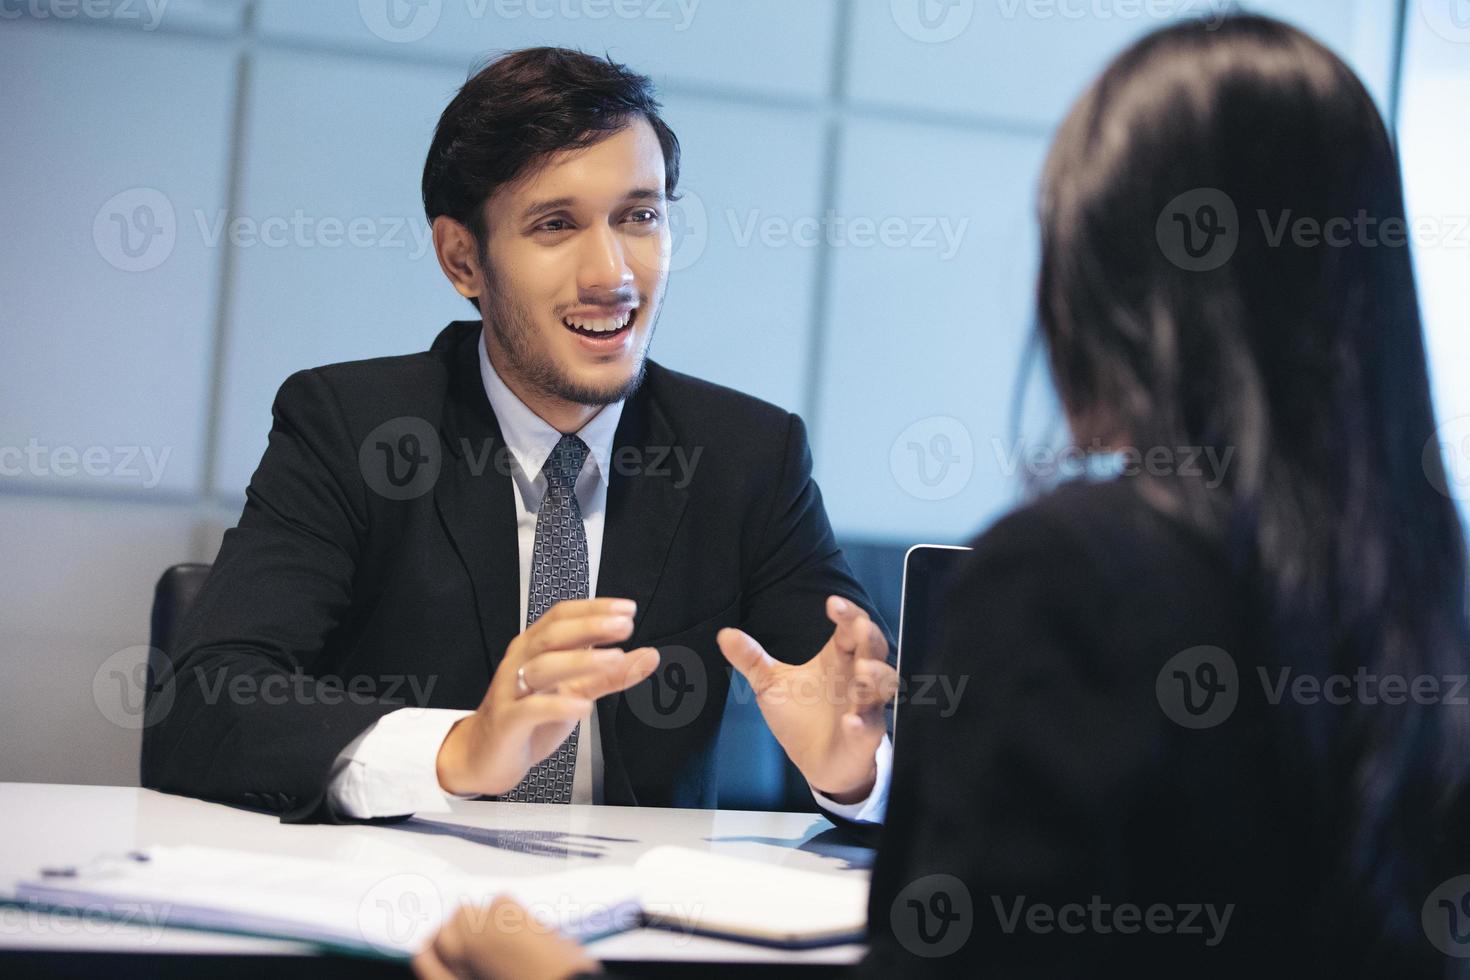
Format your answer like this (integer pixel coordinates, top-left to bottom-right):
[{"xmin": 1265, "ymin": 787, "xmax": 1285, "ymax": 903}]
[{"xmin": 502, "ymin": 433, "xmax": 590, "ymax": 803}]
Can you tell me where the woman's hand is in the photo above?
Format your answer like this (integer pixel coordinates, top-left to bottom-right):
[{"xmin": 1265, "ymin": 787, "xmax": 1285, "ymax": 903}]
[{"xmin": 413, "ymin": 899, "xmax": 602, "ymax": 980}]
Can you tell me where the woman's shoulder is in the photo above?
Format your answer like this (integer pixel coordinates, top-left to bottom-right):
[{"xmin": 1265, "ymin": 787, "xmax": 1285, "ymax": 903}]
[
  {"xmin": 952, "ymin": 477, "xmax": 1235, "ymax": 637},
  {"xmin": 967, "ymin": 478, "xmax": 1223, "ymax": 572}
]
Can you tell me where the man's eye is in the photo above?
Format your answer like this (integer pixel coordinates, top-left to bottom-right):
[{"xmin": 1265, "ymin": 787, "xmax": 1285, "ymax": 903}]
[
  {"xmin": 536, "ymin": 218, "xmax": 572, "ymax": 233},
  {"xmin": 626, "ymin": 208, "xmax": 659, "ymax": 224}
]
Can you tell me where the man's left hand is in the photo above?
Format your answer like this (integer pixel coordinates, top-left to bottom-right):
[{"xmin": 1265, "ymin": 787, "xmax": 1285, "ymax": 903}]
[{"xmin": 717, "ymin": 596, "xmax": 899, "ymax": 804}]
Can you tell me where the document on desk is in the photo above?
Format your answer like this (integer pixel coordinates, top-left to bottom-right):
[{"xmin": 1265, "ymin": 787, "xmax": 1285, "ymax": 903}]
[
  {"xmin": 8, "ymin": 844, "xmax": 867, "ymax": 958},
  {"xmin": 10, "ymin": 844, "xmax": 639, "ymax": 958}
]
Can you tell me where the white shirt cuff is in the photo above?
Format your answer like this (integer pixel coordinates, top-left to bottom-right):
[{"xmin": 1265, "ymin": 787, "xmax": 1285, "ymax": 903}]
[
  {"xmin": 808, "ymin": 734, "xmax": 891, "ymax": 824},
  {"xmin": 327, "ymin": 708, "xmax": 476, "ymax": 819}
]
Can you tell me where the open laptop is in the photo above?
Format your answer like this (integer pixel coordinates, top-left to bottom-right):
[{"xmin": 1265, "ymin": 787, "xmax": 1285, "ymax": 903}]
[{"xmin": 892, "ymin": 543, "xmax": 973, "ymax": 745}]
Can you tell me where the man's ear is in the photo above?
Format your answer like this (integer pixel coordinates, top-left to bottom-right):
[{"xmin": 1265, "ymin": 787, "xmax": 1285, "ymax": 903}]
[{"xmin": 432, "ymin": 215, "xmax": 483, "ymax": 305}]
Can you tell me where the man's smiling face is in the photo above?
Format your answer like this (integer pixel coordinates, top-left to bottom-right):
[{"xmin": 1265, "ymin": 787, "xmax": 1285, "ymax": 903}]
[{"xmin": 476, "ymin": 117, "xmax": 671, "ymax": 411}]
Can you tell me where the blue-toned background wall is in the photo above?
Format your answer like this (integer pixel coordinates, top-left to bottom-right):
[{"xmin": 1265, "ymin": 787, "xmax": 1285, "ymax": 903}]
[{"xmin": 2, "ymin": 0, "xmax": 1462, "ymax": 801}]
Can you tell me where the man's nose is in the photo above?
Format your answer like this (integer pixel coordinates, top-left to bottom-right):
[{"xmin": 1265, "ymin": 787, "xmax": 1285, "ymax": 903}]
[{"xmin": 577, "ymin": 223, "xmax": 634, "ymax": 294}]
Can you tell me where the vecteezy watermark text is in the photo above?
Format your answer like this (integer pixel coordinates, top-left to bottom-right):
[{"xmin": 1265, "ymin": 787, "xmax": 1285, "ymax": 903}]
[
  {"xmin": 0, "ymin": 0, "xmax": 169, "ymax": 30},
  {"xmin": 1259, "ymin": 667, "xmax": 1469, "ymax": 707},
  {"xmin": 0, "ymin": 440, "xmax": 170, "ymax": 488},
  {"xmin": 193, "ymin": 209, "xmax": 435, "ymax": 259},
  {"xmin": 359, "ymin": 416, "xmax": 705, "ymax": 501},
  {"xmin": 0, "ymin": 900, "xmax": 172, "ymax": 945},
  {"xmin": 94, "ymin": 644, "xmax": 442, "ymax": 731},
  {"xmin": 726, "ymin": 209, "xmax": 970, "ymax": 260},
  {"xmin": 1157, "ymin": 187, "xmax": 1470, "ymax": 272},
  {"xmin": 992, "ymin": 895, "xmax": 1234, "ymax": 947},
  {"xmin": 1156, "ymin": 645, "xmax": 1470, "ymax": 731},
  {"xmin": 992, "ymin": 438, "xmax": 1236, "ymax": 489},
  {"xmin": 357, "ymin": 0, "xmax": 700, "ymax": 44},
  {"xmin": 93, "ymin": 188, "xmax": 437, "ymax": 272}
]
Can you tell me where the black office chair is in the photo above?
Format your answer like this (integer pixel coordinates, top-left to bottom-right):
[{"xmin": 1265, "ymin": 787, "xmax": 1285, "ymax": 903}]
[
  {"xmin": 140, "ymin": 563, "xmax": 212, "ymax": 783},
  {"xmin": 150, "ymin": 563, "xmax": 213, "ymax": 658}
]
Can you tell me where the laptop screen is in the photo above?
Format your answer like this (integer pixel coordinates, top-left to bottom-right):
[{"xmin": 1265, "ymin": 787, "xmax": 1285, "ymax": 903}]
[{"xmin": 894, "ymin": 544, "xmax": 972, "ymax": 745}]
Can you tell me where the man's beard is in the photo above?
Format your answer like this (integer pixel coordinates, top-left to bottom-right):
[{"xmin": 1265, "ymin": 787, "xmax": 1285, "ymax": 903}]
[{"xmin": 481, "ymin": 264, "xmax": 658, "ymax": 408}]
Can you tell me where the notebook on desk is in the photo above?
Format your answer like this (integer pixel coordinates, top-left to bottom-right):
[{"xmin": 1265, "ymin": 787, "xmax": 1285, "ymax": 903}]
[{"xmin": 7, "ymin": 842, "xmax": 867, "ymax": 958}]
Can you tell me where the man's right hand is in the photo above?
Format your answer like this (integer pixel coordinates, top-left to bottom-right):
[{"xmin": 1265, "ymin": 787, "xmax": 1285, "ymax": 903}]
[{"xmin": 435, "ymin": 598, "xmax": 659, "ymax": 797}]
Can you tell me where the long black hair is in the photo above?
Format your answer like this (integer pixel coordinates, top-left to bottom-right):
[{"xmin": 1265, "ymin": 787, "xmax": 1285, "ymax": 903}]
[{"xmin": 1036, "ymin": 13, "xmax": 1470, "ymax": 956}]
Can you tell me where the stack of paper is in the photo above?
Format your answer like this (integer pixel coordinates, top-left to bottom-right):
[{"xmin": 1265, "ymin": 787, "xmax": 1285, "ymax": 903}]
[{"xmin": 9, "ymin": 843, "xmax": 868, "ymax": 958}]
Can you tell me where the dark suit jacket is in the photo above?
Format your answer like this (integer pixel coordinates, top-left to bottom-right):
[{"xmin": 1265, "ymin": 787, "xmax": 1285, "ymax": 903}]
[
  {"xmin": 855, "ymin": 479, "xmax": 1465, "ymax": 977},
  {"xmin": 142, "ymin": 320, "xmax": 887, "ymax": 823}
]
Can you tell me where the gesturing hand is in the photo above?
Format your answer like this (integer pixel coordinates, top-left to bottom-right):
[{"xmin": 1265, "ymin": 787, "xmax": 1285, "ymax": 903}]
[
  {"xmin": 436, "ymin": 597, "xmax": 660, "ymax": 797},
  {"xmin": 717, "ymin": 596, "xmax": 898, "ymax": 804}
]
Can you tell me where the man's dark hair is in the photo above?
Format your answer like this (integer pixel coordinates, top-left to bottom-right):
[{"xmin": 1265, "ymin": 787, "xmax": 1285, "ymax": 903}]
[{"xmin": 422, "ymin": 46, "xmax": 681, "ymax": 310}]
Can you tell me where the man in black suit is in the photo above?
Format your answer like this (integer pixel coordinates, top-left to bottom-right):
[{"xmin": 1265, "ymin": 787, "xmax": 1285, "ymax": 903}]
[{"xmin": 142, "ymin": 47, "xmax": 898, "ymax": 825}]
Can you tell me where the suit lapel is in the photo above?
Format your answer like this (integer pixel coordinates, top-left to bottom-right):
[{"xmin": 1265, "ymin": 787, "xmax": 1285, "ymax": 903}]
[
  {"xmin": 433, "ymin": 323, "xmax": 522, "ymax": 678},
  {"xmin": 595, "ymin": 373, "xmax": 690, "ymax": 805},
  {"xmin": 596, "ymin": 384, "xmax": 690, "ymax": 618}
]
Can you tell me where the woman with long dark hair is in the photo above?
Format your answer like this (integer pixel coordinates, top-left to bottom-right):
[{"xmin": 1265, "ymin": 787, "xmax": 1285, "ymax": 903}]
[
  {"xmin": 855, "ymin": 12, "xmax": 1470, "ymax": 976},
  {"xmin": 414, "ymin": 14, "xmax": 1470, "ymax": 978}
]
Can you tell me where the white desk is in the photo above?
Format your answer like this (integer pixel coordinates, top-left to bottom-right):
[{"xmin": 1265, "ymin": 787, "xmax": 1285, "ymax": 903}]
[{"xmin": 0, "ymin": 783, "xmax": 870, "ymax": 967}]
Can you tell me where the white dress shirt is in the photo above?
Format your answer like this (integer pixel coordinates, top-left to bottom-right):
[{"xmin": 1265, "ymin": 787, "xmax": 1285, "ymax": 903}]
[{"xmin": 327, "ymin": 333, "xmax": 889, "ymax": 822}]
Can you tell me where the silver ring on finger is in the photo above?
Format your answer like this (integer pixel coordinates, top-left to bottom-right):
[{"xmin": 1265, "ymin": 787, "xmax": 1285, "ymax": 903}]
[{"xmin": 515, "ymin": 665, "xmax": 532, "ymax": 698}]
